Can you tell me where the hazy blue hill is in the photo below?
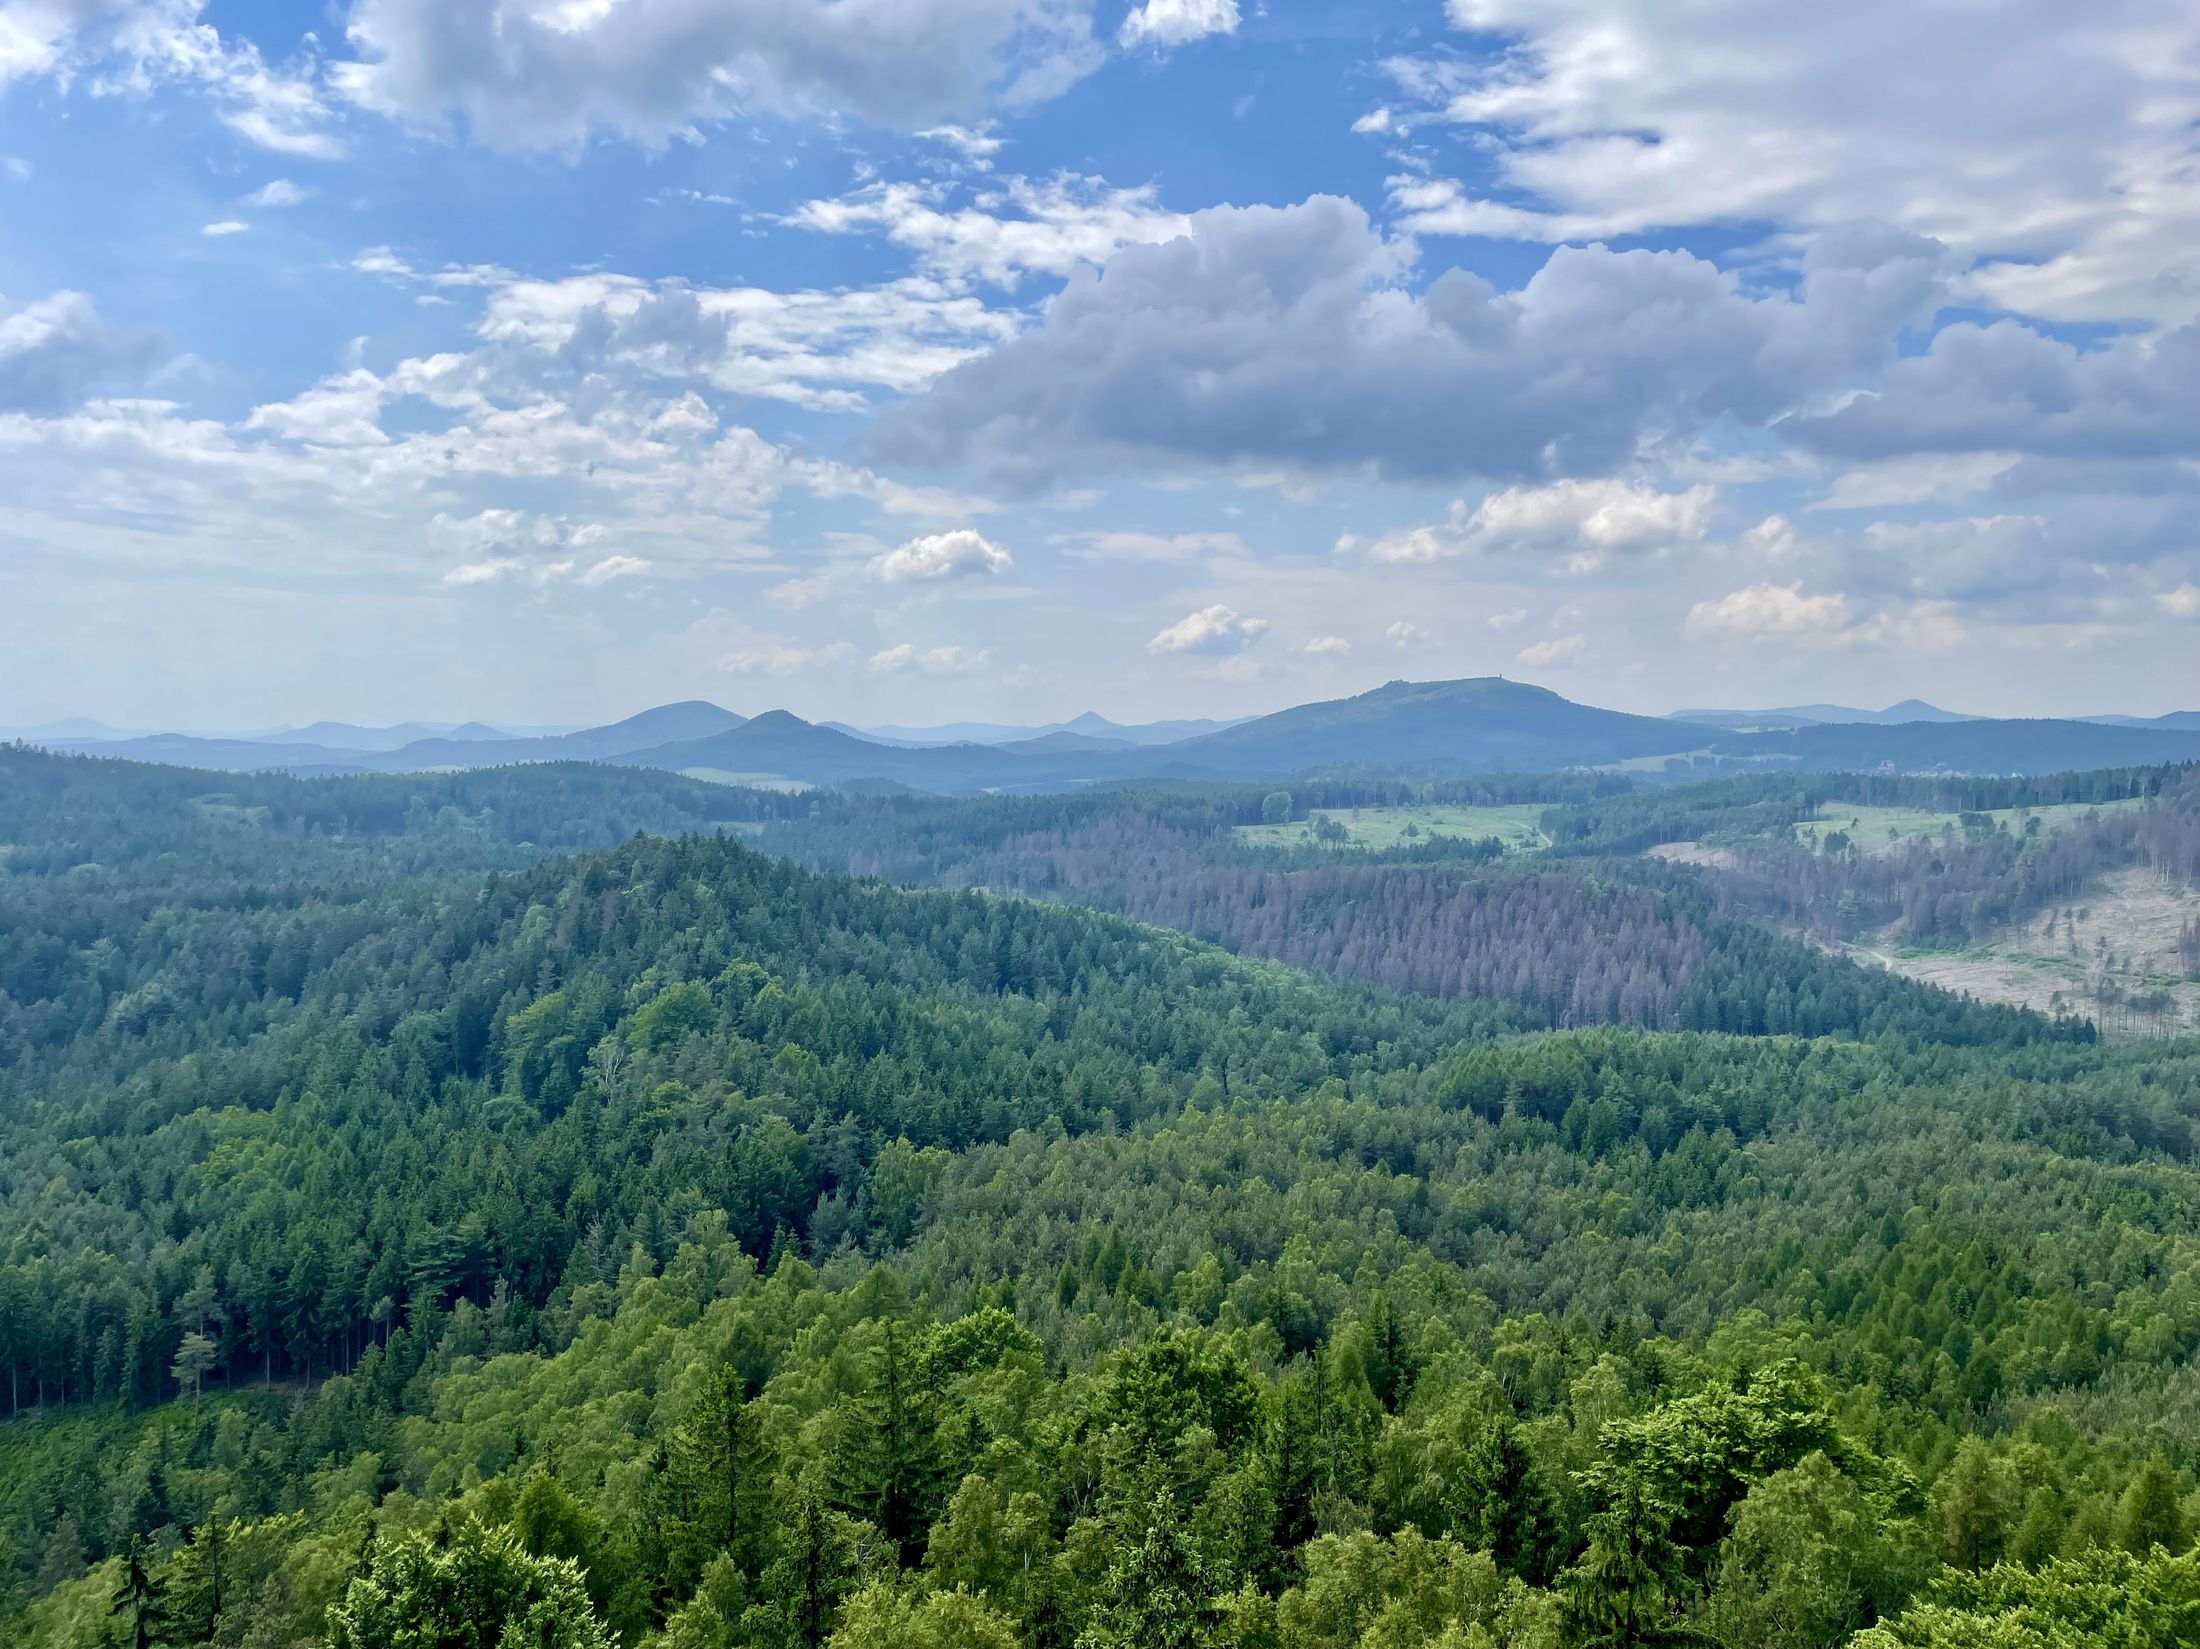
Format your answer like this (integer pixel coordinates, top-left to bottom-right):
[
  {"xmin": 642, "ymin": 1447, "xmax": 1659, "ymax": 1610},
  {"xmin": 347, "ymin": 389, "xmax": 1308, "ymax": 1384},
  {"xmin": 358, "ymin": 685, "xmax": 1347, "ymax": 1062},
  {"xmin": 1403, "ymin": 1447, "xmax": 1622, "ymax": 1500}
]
[
  {"xmin": 254, "ymin": 719, "xmax": 507, "ymax": 751},
  {"xmin": 995, "ymin": 729, "xmax": 1136, "ymax": 754},
  {"xmin": 1160, "ymin": 676, "xmax": 1700, "ymax": 775},
  {"xmin": 852, "ymin": 710, "xmax": 1247, "ymax": 746},
  {"xmin": 1719, "ymin": 716, "xmax": 2200, "ymax": 774},
  {"xmin": 2086, "ymin": 710, "xmax": 2200, "ymax": 730},
  {"xmin": 38, "ymin": 732, "xmax": 378, "ymax": 773},
  {"xmin": 1673, "ymin": 699, "xmax": 1975, "ymax": 728},
  {"xmin": 639, "ymin": 709, "xmax": 1049, "ymax": 788},
  {"xmin": 0, "ymin": 716, "xmax": 143, "ymax": 742},
  {"xmin": 1059, "ymin": 710, "xmax": 1247, "ymax": 744},
  {"xmin": 373, "ymin": 700, "xmax": 749, "ymax": 770}
]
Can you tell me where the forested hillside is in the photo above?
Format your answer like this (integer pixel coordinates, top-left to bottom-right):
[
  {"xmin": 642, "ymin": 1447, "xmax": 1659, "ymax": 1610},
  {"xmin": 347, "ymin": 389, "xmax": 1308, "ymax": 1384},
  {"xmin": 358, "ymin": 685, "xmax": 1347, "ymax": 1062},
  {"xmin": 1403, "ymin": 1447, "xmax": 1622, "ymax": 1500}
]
[{"xmin": 4, "ymin": 752, "xmax": 2200, "ymax": 1647}]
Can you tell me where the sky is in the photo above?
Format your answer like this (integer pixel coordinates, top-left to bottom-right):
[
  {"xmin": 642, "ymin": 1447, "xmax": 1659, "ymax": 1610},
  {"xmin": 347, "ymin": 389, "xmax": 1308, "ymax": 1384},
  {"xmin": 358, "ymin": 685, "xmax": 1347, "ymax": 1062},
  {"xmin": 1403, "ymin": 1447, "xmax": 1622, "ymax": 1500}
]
[{"xmin": 2, "ymin": 0, "xmax": 2198, "ymax": 731}]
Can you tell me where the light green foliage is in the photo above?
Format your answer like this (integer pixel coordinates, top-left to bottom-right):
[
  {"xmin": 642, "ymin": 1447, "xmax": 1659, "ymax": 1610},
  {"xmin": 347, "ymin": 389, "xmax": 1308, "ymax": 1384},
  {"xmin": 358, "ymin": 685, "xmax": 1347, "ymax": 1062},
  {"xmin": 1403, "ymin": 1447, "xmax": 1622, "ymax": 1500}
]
[
  {"xmin": 1277, "ymin": 1530, "xmax": 1503, "ymax": 1649},
  {"xmin": 1851, "ymin": 1547, "xmax": 2200, "ymax": 1647},
  {"xmin": 325, "ymin": 1519, "xmax": 614, "ymax": 1649},
  {"xmin": 1709, "ymin": 1452, "xmax": 1924, "ymax": 1649},
  {"xmin": 826, "ymin": 1582, "xmax": 1019, "ymax": 1649},
  {"xmin": 1793, "ymin": 800, "xmax": 2140, "ymax": 855}
]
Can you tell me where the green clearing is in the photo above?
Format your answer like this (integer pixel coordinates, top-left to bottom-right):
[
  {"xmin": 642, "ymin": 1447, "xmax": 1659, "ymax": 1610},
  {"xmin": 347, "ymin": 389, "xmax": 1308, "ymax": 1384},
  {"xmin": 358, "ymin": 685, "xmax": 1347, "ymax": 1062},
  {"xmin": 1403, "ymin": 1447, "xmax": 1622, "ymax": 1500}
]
[
  {"xmin": 1234, "ymin": 801, "xmax": 1549, "ymax": 852},
  {"xmin": 1796, "ymin": 796, "xmax": 2140, "ymax": 853},
  {"xmin": 189, "ymin": 794, "xmax": 272, "ymax": 826},
  {"xmin": 678, "ymin": 767, "xmax": 812, "ymax": 794}
]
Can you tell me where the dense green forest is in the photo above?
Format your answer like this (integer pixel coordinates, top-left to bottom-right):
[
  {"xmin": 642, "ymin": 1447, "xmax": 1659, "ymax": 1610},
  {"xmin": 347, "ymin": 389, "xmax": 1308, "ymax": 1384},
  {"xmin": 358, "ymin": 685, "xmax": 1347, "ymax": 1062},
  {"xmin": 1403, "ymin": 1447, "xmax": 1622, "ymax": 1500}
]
[{"xmin": 4, "ymin": 748, "xmax": 2200, "ymax": 1647}]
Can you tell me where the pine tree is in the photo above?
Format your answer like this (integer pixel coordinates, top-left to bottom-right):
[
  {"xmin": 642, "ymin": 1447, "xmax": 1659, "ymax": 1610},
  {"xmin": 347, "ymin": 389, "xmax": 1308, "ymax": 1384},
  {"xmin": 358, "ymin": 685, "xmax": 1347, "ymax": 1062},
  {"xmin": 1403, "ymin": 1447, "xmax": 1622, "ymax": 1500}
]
[
  {"xmin": 833, "ymin": 1318, "xmax": 940, "ymax": 1566},
  {"xmin": 660, "ymin": 1364, "xmax": 776, "ymax": 1598},
  {"xmin": 109, "ymin": 1535, "xmax": 168, "ymax": 1649},
  {"xmin": 1077, "ymin": 1490, "xmax": 1218, "ymax": 1649},
  {"xmin": 2114, "ymin": 1455, "xmax": 2187, "ymax": 1555},
  {"xmin": 763, "ymin": 1485, "xmax": 863, "ymax": 1649},
  {"xmin": 167, "ymin": 1516, "xmax": 227, "ymax": 1645},
  {"xmin": 1565, "ymin": 1477, "xmax": 1690, "ymax": 1649}
]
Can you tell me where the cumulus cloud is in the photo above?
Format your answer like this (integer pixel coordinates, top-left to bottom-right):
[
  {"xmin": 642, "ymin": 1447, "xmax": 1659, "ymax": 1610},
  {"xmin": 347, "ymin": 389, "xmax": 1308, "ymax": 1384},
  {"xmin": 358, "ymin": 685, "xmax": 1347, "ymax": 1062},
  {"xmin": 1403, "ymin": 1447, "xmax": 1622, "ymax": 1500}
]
[
  {"xmin": 200, "ymin": 220, "xmax": 249, "ymax": 236},
  {"xmin": 1147, "ymin": 603, "xmax": 1266, "ymax": 654},
  {"xmin": 870, "ymin": 527, "xmax": 1013, "ymax": 582},
  {"xmin": 580, "ymin": 554, "xmax": 651, "ymax": 586},
  {"xmin": 1357, "ymin": 479, "xmax": 1715, "ymax": 566},
  {"xmin": 243, "ymin": 179, "xmax": 312, "ymax": 208},
  {"xmin": 1387, "ymin": 621, "xmax": 1430, "ymax": 646},
  {"xmin": 1119, "ymin": 0, "xmax": 1239, "ymax": 49},
  {"xmin": 0, "ymin": 290, "xmax": 159, "ymax": 414},
  {"xmin": 719, "ymin": 639, "xmax": 859, "ymax": 675},
  {"xmin": 788, "ymin": 173, "xmax": 1191, "ymax": 287},
  {"xmin": 472, "ymin": 267, "xmax": 1017, "ymax": 411},
  {"xmin": 1517, "ymin": 634, "xmax": 1586, "ymax": 666},
  {"xmin": 1392, "ymin": 0, "xmax": 2200, "ymax": 323},
  {"xmin": 872, "ymin": 197, "xmax": 1946, "ymax": 487},
  {"xmin": 6, "ymin": 0, "xmax": 345, "ymax": 158},
  {"xmin": 867, "ymin": 643, "xmax": 986, "ymax": 673},
  {"xmin": 1782, "ymin": 318, "xmax": 2200, "ymax": 467},
  {"xmin": 1687, "ymin": 582, "xmax": 1852, "ymax": 638},
  {"xmin": 2154, "ymin": 585, "xmax": 2200, "ymax": 618},
  {"xmin": 1302, "ymin": 634, "xmax": 1351, "ymax": 656},
  {"xmin": 1055, "ymin": 529, "xmax": 1246, "ymax": 561},
  {"xmin": 332, "ymin": 0, "xmax": 1106, "ymax": 151}
]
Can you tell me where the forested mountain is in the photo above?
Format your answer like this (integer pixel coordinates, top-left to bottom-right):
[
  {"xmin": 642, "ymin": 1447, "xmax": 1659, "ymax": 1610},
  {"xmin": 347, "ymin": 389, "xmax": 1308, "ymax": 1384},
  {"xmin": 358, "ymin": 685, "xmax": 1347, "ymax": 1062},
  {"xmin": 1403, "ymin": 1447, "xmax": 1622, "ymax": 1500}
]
[
  {"xmin": 5, "ymin": 749, "xmax": 2200, "ymax": 1648},
  {"xmin": 747, "ymin": 783, "xmax": 2081, "ymax": 1045},
  {"xmin": 1150, "ymin": 679, "xmax": 1693, "ymax": 775}
]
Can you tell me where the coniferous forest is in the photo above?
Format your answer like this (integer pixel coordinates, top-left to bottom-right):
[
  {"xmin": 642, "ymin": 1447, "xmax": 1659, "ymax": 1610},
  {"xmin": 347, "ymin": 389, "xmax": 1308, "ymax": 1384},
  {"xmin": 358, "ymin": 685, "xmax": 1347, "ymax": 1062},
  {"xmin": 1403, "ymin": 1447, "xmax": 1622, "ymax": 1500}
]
[{"xmin": 5, "ymin": 746, "xmax": 2200, "ymax": 1647}]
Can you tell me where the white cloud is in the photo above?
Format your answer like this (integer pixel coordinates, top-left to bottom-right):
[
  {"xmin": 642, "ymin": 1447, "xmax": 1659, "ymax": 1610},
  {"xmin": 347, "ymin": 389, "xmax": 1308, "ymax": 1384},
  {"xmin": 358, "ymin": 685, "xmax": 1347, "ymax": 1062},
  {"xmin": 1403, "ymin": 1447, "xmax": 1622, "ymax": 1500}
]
[
  {"xmin": 1147, "ymin": 603, "xmax": 1267, "ymax": 654},
  {"xmin": 918, "ymin": 122, "xmax": 1005, "ymax": 161},
  {"xmin": 2157, "ymin": 584, "xmax": 2200, "ymax": 618},
  {"xmin": 580, "ymin": 554, "xmax": 651, "ymax": 586},
  {"xmin": 0, "ymin": 289, "xmax": 159, "ymax": 413},
  {"xmin": 788, "ymin": 173, "xmax": 1191, "ymax": 287},
  {"xmin": 243, "ymin": 178, "xmax": 311, "ymax": 208},
  {"xmin": 19, "ymin": 1, "xmax": 347, "ymax": 159},
  {"xmin": 1485, "ymin": 609, "xmax": 1526, "ymax": 631},
  {"xmin": 867, "ymin": 643, "xmax": 986, "ymax": 674},
  {"xmin": 441, "ymin": 556, "xmax": 574, "ymax": 588},
  {"xmin": 1351, "ymin": 107, "xmax": 1393, "ymax": 135},
  {"xmin": 1055, "ymin": 528, "xmax": 1245, "ymax": 561},
  {"xmin": 1119, "ymin": 0, "xmax": 1239, "ymax": 49},
  {"xmin": 870, "ymin": 527, "xmax": 1012, "ymax": 582},
  {"xmin": 1393, "ymin": 0, "xmax": 2200, "ymax": 324},
  {"xmin": 766, "ymin": 573, "xmax": 838, "ymax": 610},
  {"xmin": 877, "ymin": 197, "xmax": 1946, "ymax": 487},
  {"xmin": 200, "ymin": 220, "xmax": 248, "ymax": 237},
  {"xmin": 1, "ymin": 157, "xmax": 30, "ymax": 180},
  {"xmin": 719, "ymin": 639, "xmax": 859, "ymax": 675},
  {"xmin": 442, "ymin": 558, "xmax": 524, "ymax": 587},
  {"xmin": 1363, "ymin": 479, "xmax": 1717, "ymax": 565},
  {"xmin": 471, "ymin": 266, "xmax": 1017, "ymax": 411},
  {"xmin": 1517, "ymin": 634, "xmax": 1586, "ymax": 666},
  {"xmin": 1387, "ymin": 620, "xmax": 1430, "ymax": 646},
  {"xmin": 1302, "ymin": 634, "xmax": 1351, "ymax": 656},
  {"xmin": 332, "ymin": 0, "xmax": 1106, "ymax": 151},
  {"xmin": 1686, "ymin": 582, "xmax": 1852, "ymax": 638}
]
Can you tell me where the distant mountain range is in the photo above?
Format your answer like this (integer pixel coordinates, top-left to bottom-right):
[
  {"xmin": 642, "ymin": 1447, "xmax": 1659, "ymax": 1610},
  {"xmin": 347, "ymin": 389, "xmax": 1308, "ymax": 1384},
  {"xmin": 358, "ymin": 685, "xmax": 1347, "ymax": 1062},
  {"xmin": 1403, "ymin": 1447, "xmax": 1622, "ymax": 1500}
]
[
  {"xmin": 1669, "ymin": 699, "xmax": 1978, "ymax": 731},
  {"xmin": 17, "ymin": 680, "xmax": 2200, "ymax": 792},
  {"xmin": 834, "ymin": 711, "xmax": 1247, "ymax": 747}
]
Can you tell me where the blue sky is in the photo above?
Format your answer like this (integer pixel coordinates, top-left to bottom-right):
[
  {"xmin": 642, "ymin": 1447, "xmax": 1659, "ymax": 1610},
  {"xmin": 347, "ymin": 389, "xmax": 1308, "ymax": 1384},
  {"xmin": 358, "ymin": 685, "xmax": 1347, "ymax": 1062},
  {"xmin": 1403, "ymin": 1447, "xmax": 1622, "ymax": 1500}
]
[{"xmin": 2, "ymin": 0, "xmax": 2197, "ymax": 731}]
